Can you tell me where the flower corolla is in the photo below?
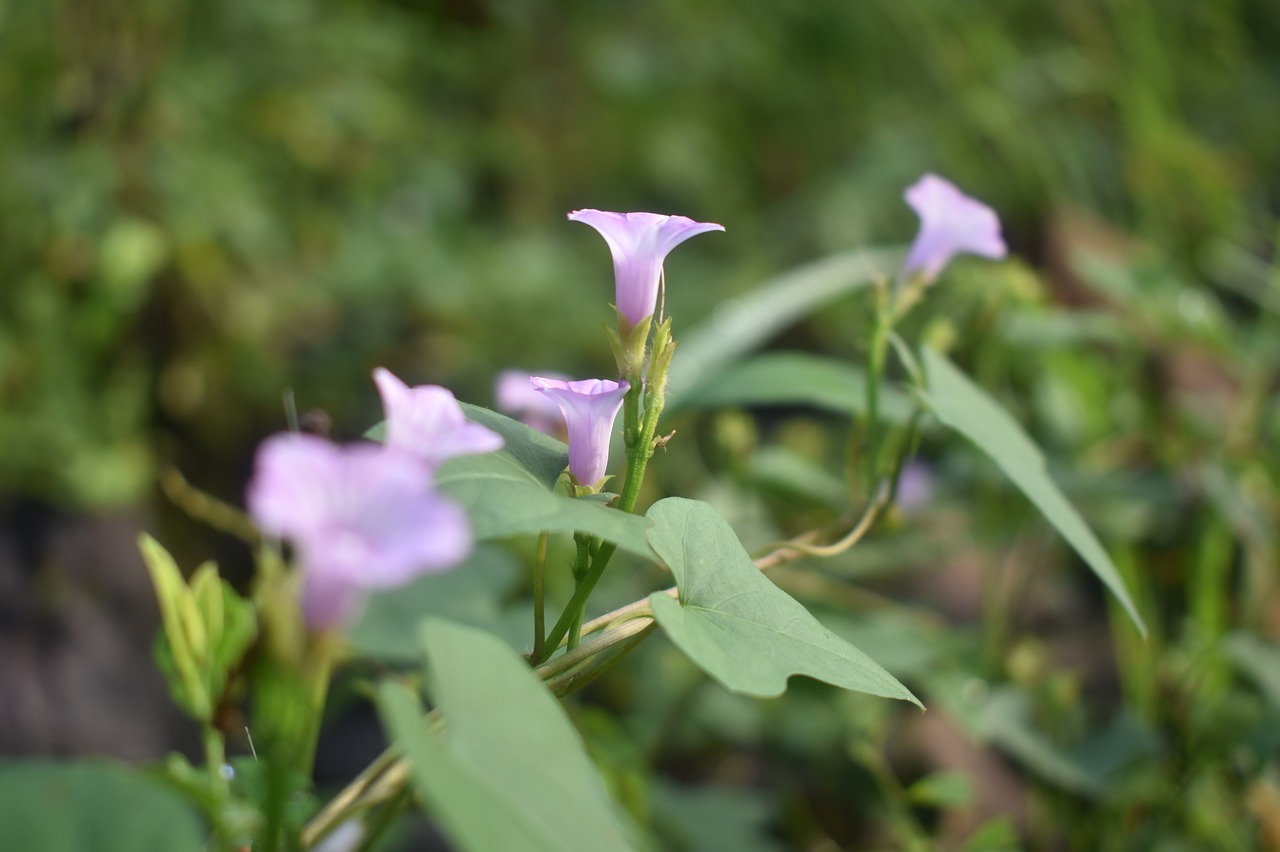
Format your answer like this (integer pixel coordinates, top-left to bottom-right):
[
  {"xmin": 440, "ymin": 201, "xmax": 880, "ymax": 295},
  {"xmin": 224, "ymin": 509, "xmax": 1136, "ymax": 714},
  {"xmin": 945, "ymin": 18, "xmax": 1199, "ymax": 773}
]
[
  {"xmin": 903, "ymin": 174, "xmax": 1006, "ymax": 281},
  {"xmin": 568, "ymin": 209, "xmax": 724, "ymax": 327},
  {"xmin": 374, "ymin": 368, "xmax": 503, "ymax": 468},
  {"xmin": 529, "ymin": 376, "xmax": 630, "ymax": 487},
  {"xmin": 247, "ymin": 433, "xmax": 471, "ymax": 628},
  {"xmin": 495, "ymin": 369, "xmax": 569, "ymax": 437}
]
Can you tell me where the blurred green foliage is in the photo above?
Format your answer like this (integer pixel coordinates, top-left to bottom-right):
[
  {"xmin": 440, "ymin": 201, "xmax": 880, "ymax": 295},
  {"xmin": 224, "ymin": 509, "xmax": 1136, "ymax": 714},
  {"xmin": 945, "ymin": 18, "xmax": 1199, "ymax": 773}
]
[
  {"xmin": 2, "ymin": 0, "xmax": 1278, "ymax": 848},
  {"xmin": 2, "ymin": 0, "xmax": 1274, "ymax": 505}
]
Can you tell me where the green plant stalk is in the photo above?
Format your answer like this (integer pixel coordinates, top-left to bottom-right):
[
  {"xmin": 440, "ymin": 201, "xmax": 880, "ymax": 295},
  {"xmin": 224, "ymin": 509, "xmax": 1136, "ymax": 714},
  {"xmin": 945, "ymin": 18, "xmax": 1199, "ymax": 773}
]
[
  {"xmin": 849, "ymin": 738, "xmax": 930, "ymax": 851},
  {"xmin": 567, "ymin": 533, "xmax": 594, "ymax": 649},
  {"xmin": 298, "ymin": 637, "xmax": 337, "ymax": 780},
  {"xmin": 200, "ymin": 725, "xmax": 237, "ymax": 852},
  {"xmin": 1108, "ymin": 544, "xmax": 1158, "ymax": 721},
  {"xmin": 862, "ymin": 282, "xmax": 892, "ymax": 495},
  {"xmin": 538, "ymin": 323, "xmax": 674, "ymax": 664},
  {"xmin": 531, "ymin": 531, "xmax": 549, "ymax": 662},
  {"xmin": 546, "ymin": 621, "xmax": 657, "ymax": 696},
  {"xmin": 354, "ymin": 784, "xmax": 413, "ymax": 852}
]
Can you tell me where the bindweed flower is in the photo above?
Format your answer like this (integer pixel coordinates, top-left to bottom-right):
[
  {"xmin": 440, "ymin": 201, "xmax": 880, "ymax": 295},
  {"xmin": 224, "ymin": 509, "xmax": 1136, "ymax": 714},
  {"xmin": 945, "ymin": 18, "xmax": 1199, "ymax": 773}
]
[
  {"xmin": 903, "ymin": 174, "xmax": 1007, "ymax": 282},
  {"xmin": 894, "ymin": 460, "xmax": 936, "ymax": 516},
  {"xmin": 530, "ymin": 376, "xmax": 630, "ymax": 488},
  {"xmin": 247, "ymin": 433, "xmax": 472, "ymax": 628},
  {"xmin": 374, "ymin": 368, "xmax": 504, "ymax": 468},
  {"xmin": 568, "ymin": 209, "xmax": 724, "ymax": 327},
  {"xmin": 495, "ymin": 369, "xmax": 570, "ymax": 437}
]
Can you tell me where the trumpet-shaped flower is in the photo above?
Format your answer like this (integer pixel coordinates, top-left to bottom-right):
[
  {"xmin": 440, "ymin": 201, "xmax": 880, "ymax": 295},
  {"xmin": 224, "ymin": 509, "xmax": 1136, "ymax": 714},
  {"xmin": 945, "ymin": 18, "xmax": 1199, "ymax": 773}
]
[
  {"xmin": 903, "ymin": 174, "xmax": 1007, "ymax": 281},
  {"xmin": 495, "ymin": 369, "xmax": 570, "ymax": 437},
  {"xmin": 530, "ymin": 376, "xmax": 630, "ymax": 487},
  {"xmin": 568, "ymin": 209, "xmax": 724, "ymax": 327},
  {"xmin": 247, "ymin": 433, "xmax": 472, "ymax": 627},
  {"xmin": 374, "ymin": 368, "xmax": 503, "ymax": 468}
]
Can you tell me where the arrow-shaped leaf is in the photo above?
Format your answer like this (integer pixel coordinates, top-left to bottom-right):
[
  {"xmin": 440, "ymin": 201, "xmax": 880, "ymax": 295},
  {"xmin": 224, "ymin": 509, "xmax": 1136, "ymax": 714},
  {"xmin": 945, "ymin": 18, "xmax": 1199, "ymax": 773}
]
[
  {"xmin": 919, "ymin": 348, "xmax": 1146, "ymax": 635},
  {"xmin": 646, "ymin": 498, "xmax": 921, "ymax": 705}
]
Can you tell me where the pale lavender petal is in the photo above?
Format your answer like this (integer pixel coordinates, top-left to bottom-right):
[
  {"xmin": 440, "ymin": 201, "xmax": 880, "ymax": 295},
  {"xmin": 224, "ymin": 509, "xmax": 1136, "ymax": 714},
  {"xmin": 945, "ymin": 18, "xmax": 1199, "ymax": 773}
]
[
  {"xmin": 246, "ymin": 433, "xmax": 474, "ymax": 629},
  {"xmin": 894, "ymin": 460, "xmax": 936, "ymax": 515},
  {"xmin": 246, "ymin": 433, "xmax": 344, "ymax": 538},
  {"xmin": 568, "ymin": 209, "xmax": 724, "ymax": 326},
  {"xmin": 903, "ymin": 174, "xmax": 1007, "ymax": 281},
  {"xmin": 299, "ymin": 570, "xmax": 364, "ymax": 630},
  {"xmin": 374, "ymin": 368, "xmax": 503, "ymax": 467},
  {"xmin": 530, "ymin": 376, "xmax": 630, "ymax": 486},
  {"xmin": 495, "ymin": 369, "xmax": 569, "ymax": 436}
]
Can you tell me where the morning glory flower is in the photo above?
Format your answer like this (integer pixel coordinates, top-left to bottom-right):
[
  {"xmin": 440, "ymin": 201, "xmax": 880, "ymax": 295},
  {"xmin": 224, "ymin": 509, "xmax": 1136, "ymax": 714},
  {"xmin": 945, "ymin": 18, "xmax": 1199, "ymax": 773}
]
[
  {"xmin": 568, "ymin": 209, "xmax": 724, "ymax": 327},
  {"xmin": 247, "ymin": 433, "xmax": 472, "ymax": 628},
  {"xmin": 530, "ymin": 376, "xmax": 631, "ymax": 487},
  {"xmin": 495, "ymin": 369, "xmax": 569, "ymax": 437},
  {"xmin": 374, "ymin": 368, "xmax": 504, "ymax": 468},
  {"xmin": 903, "ymin": 174, "xmax": 1007, "ymax": 281}
]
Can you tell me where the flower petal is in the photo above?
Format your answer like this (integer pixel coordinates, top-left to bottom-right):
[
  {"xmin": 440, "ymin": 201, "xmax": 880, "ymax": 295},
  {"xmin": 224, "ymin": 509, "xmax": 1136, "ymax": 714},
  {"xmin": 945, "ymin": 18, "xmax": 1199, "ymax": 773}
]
[
  {"xmin": 569, "ymin": 209, "xmax": 724, "ymax": 326},
  {"xmin": 246, "ymin": 433, "xmax": 474, "ymax": 629},
  {"xmin": 530, "ymin": 376, "xmax": 630, "ymax": 486},
  {"xmin": 374, "ymin": 367, "xmax": 504, "ymax": 467},
  {"xmin": 903, "ymin": 174, "xmax": 1006, "ymax": 281}
]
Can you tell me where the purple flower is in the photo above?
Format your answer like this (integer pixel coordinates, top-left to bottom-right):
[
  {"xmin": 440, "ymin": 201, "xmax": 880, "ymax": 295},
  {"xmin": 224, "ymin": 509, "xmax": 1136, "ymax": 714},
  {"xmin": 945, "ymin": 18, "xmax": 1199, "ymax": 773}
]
[
  {"xmin": 374, "ymin": 368, "xmax": 503, "ymax": 468},
  {"xmin": 903, "ymin": 174, "xmax": 1007, "ymax": 281},
  {"xmin": 247, "ymin": 433, "xmax": 472, "ymax": 628},
  {"xmin": 530, "ymin": 376, "xmax": 630, "ymax": 487},
  {"xmin": 894, "ymin": 460, "xmax": 936, "ymax": 516},
  {"xmin": 495, "ymin": 369, "xmax": 569, "ymax": 437},
  {"xmin": 568, "ymin": 209, "xmax": 724, "ymax": 327}
]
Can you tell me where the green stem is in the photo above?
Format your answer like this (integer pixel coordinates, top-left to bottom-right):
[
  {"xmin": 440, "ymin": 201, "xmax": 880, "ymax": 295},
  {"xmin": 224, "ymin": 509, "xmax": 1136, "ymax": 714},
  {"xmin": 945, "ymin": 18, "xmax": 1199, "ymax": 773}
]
[
  {"xmin": 545, "ymin": 622, "xmax": 657, "ymax": 696},
  {"xmin": 355, "ymin": 784, "xmax": 413, "ymax": 852},
  {"xmin": 538, "ymin": 325, "xmax": 672, "ymax": 664},
  {"xmin": 862, "ymin": 284, "xmax": 891, "ymax": 495},
  {"xmin": 539, "ymin": 541, "xmax": 620, "ymax": 663},
  {"xmin": 201, "ymin": 725, "xmax": 236, "ymax": 851},
  {"xmin": 531, "ymin": 531, "xmax": 548, "ymax": 662},
  {"xmin": 568, "ymin": 534, "xmax": 594, "ymax": 649},
  {"xmin": 298, "ymin": 636, "xmax": 337, "ymax": 780}
]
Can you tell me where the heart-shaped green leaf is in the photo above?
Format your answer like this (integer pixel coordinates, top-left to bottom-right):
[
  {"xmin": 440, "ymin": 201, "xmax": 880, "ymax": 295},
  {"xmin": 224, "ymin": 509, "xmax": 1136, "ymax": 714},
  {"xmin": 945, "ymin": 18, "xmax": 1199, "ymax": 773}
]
[{"xmin": 646, "ymin": 497, "xmax": 921, "ymax": 704}]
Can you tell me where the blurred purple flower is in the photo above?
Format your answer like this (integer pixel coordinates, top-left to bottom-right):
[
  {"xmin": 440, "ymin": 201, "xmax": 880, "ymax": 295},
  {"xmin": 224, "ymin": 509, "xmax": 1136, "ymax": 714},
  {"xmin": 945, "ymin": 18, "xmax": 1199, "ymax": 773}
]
[
  {"xmin": 530, "ymin": 376, "xmax": 630, "ymax": 487},
  {"xmin": 903, "ymin": 174, "xmax": 1007, "ymax": 281},
  {"xmin": 374, "ymin": 368, "xmax": 503, "ymax": 468},
  {"xmin": 894, "ymin": 460, "xmax": 936, "ymax": 516},
  {"xmin": 568, "ymin": 209, "xmax": 724, "ymax": 327},
  {"xmin": 495, "ymin": 369, "xmax": 569, "ymax": 437},
  {"xmin": 247, "ymin": 433, "xmax": 472, "ymax": 628}
]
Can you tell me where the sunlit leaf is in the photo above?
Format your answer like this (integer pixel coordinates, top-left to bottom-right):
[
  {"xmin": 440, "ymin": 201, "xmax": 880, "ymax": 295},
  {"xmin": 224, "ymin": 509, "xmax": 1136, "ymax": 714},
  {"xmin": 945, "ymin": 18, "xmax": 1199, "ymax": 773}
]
[
  {"xmin": 377, "ymin": 619, "xmax": 635, "ymax": 852},
  {"xmin": 646, "ymin": 497, "xmax": 921, "ymax": 704},
  {"xmin": 920, "ymin": 348, "xmax": 1146, "ymax": 635}
]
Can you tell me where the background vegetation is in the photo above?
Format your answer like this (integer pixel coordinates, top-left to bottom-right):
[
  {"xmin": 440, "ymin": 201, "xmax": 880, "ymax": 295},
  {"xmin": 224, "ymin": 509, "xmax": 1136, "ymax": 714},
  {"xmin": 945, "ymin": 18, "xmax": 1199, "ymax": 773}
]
[{"xmin": 1, "ymin": 0, "xmax": 1277, "ymax": 849}]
